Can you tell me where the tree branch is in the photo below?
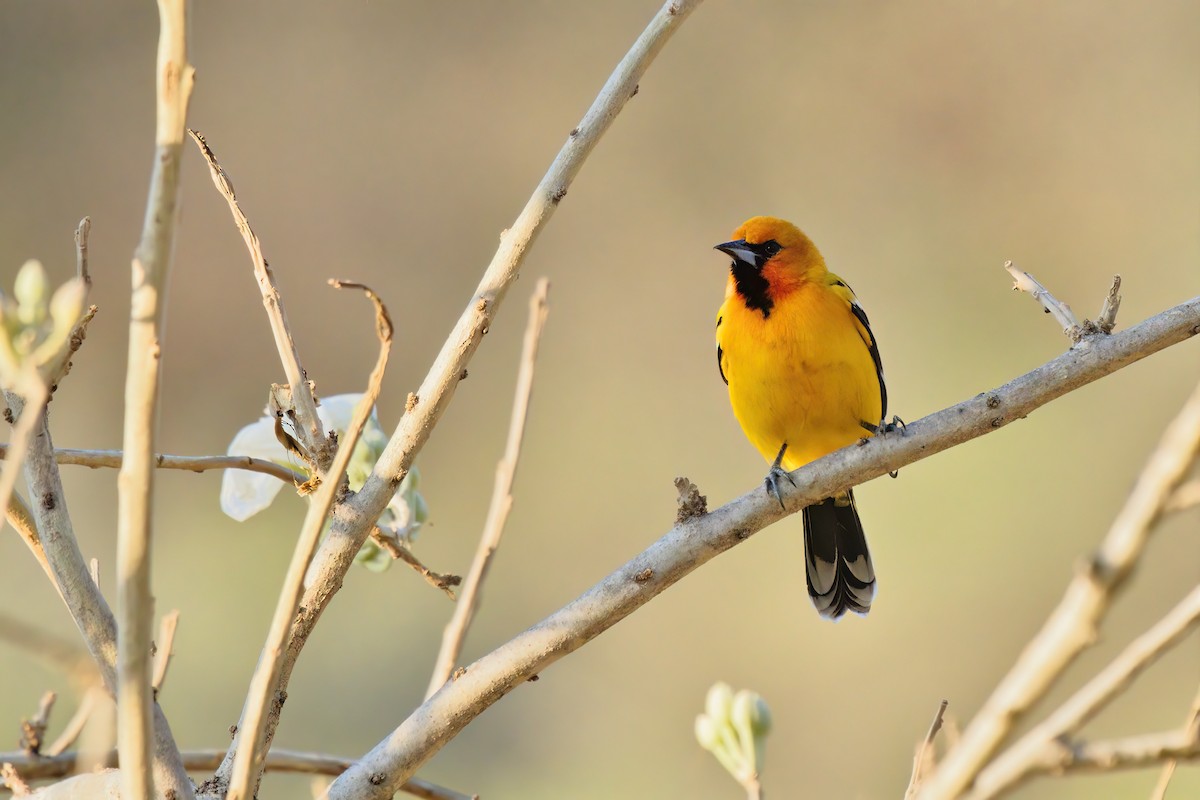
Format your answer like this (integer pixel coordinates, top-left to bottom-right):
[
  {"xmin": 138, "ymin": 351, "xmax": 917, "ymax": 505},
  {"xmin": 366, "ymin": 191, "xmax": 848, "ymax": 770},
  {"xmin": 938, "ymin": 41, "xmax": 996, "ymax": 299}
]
[
  {"xmin": 225, "ymin": 282, "xmax": 394, "ymax": 800},
  {"xmin": 1015, "ymin": 729, "xmax": 1200, "ymax": 780},
  {"xmin": 207, "ymin": 1, "xmax": 705, "ymax": 790},
  {"xmin": 322, "ymin": 293, "xmax": 1197, "ymax": 799},
  {"xmin": 917, "ymin": 368, "xmax": 1200, "ymax": 800},
  {"xmin": 427, "ymin": 278, "xmax": 551, "ymax": 698},
  {"xmin": 0, "ymin": 444, "xmax": 305, "ymax": 484},
  {"xmin": 116, "ymin": 0, "xmax": 195, "ymax": 796},
  {"xmin": 965, "ymin": 584, "xmax": 1200, "ymax": 798},
  {"xmin": 187, "ymin": 130, "xmax": 330, "ymax": 468}
]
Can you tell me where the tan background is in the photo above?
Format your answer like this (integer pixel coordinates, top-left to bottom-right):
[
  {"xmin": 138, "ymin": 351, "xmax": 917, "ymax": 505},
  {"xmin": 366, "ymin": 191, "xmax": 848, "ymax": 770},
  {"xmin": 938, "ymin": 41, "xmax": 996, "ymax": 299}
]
[{"xmin": 2, "ymin": 2, "xmax": 1198, "ymax": 798}]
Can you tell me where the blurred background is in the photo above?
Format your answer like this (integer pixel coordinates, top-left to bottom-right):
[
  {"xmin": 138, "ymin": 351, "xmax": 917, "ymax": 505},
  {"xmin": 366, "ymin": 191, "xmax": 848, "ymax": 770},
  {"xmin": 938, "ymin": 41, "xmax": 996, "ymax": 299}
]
[{"xmin": 1, "ymin": 1, "xmax": 1198, "ymax": 798}]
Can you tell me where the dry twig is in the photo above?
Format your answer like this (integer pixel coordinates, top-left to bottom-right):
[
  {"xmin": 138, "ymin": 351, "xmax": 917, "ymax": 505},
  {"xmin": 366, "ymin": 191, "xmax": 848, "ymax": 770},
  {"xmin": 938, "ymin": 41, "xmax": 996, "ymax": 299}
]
[
  {"xmin": 1005, "ymin": 260, "xmax": 1083, "ymax": 339},
  {"xmin": 427, "ymin": 278, "xmax": 551, "ymax": 698},
  {"xmin": 918, "ymin": 375, "xmax": 1200, "ymax": 800},
  {"xmin": 46, "ymin": 687, "xmax": 103, "ymax": 757},
  {"xmin": 224, "ymin": 280, "xmax": 394, "ymax": 800},
  {"xmin": 1149, "ymin": 681, "xmax": 1200, "ymax": 800},
  {"xmin": 19, "ymin": 692, "xmax": 57, "ymax": 755},
  {"xmin": 151, "ymin": 610, "xmax": 180, "ymax": 695},
  {"xmin": 115, "ymin": 0, "xmax": 195, "ymax": 796},
  {"xmin": 0, "ymin": 444, "xmax": 305, "ymax": 484},
  {"xmin": 187, "ymin": 130, "xmax": 330, "ymax": 467},
  {"xmin": 966, "ymin": 585, "xmax": 1200, "ymax": 798},
  {"xmin": 371, "ymin": 527, "xmax": 461, "ymax": 599},
  {"xmin": 1096, "ymin": 274, "xmax": 1122, "ymax": 334},
  {"xmin": 906, "ymin": 700, "xmax": 949, "ymax": 798}
]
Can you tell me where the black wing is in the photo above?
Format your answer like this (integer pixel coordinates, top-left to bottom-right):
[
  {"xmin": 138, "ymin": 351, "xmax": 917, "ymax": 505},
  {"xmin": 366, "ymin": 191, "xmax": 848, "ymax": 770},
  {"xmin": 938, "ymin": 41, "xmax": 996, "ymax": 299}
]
[{"xmin": 848, "ymin": 300, "xmax": 887, "ymax": 423}]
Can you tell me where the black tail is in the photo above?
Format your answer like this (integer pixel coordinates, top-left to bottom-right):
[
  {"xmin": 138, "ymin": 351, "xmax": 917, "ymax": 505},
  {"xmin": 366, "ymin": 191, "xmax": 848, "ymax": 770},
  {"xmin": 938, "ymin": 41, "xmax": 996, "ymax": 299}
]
[{"xmin": 802, "ymin": 491, "xmax": 876, "ymax": 619}]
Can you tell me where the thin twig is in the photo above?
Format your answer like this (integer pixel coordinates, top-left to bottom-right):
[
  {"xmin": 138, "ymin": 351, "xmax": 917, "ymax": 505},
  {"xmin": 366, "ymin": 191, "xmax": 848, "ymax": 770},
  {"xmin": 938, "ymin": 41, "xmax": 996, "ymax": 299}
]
[
  {"xmin": 151, "ymin": 610, "xmax": 180, "ymax": 695},
  {"xmin": 115, "ymin": 0, "xmax": 195, "ymax": 796},
  {"xmin": 0, "ymin": 383, "xmax": 50, "ymax": 545},
  {"xmin": 1149, "ymin": 681, "xmax": 1200, "ymax": 800},
  {"xmin": 1017, "ymin": 729, "xmax": 1200, "ymax": 779},
  {"xmin": 906, "ymin": 700, "xmax": 949, "ymax": 798},
  {"xmin": 427, "ymin": 278, "xmax": 551, "ymax": 698},
  {"xmin": 222, "ymin": 2, "xmax": 705, "ymax": 791},
  {"xmin": 372, "ymin": 527, "xmax": 461, "ymax": 599},
  {"xmin": 19, "ymin": 691, "xmax": 57, "ymax": 755},
  {"xmin": 1005, "ymin": 260, "xmax": 1083, "ymax": 340},
  {"xmin": 329, "ymin": 293, "xmax": 1200, "ymax": 799},
  {"xmin": 1097, "ymin": 274, "xmax": 1122, "ymax": 334},
  {"xmin": 918, "ymin": 375, "xmax": 1200, "ymax": 800},
  {"xmin": 0, "ymin": 613, "xmax": 96, "ymax": 682},
  {"xmin": 46, "ymin": 687, "xmax": 103, "ymax": 757},
  {"xmin": 225, "ymin": 281, "xmax": 394, "ymax": 800},
  {"xmin": 5, "ymin": 493, "xmax": 53, "ymax": 584},
  {"xmin": 0, "ymin": 750, "xmax": 475, "ymax": 800},
  {"xmin": 967, "ymin": 585, "xmax": 1200, "ymax": 798},
  {"xmin": 75, "ymin": 217, "xmax": 91, "ymax": 289},
  {"xmin": 1163, "ymin": 478, "xmax": 1200, "ymax": 513},
  {"xmin": 0, "ymin": 444, "xmax": 305, "ymax": 484},
  {"xmin": 187, "ymin": 129, "xmax": 330, "ymax": 467}
]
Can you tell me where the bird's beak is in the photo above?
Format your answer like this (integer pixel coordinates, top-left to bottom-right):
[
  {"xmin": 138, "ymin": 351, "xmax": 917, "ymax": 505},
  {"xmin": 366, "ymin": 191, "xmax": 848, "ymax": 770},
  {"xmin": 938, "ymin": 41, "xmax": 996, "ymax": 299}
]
[{"xmin": 714, "ymin": 239, "xmax": 763, "ymax": 270}]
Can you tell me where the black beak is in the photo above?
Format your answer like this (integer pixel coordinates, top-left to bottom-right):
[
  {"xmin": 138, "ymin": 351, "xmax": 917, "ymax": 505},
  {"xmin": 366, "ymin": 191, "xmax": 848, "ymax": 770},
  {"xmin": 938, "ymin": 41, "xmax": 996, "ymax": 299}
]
[{"xmin": 714, "ymin": 239, "xmax": 765, "ymax": 270}]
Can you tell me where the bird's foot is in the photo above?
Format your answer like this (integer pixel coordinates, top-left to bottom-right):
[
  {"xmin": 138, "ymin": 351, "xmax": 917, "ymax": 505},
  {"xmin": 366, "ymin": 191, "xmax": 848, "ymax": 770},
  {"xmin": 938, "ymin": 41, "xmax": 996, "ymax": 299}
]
[
  {"xmin": 882, "ymin": 415, "xmax": 907, "ymax": 435},
  {"xmin": 765, "ymin": 443, "xmax": 795, "ymax": 509}
]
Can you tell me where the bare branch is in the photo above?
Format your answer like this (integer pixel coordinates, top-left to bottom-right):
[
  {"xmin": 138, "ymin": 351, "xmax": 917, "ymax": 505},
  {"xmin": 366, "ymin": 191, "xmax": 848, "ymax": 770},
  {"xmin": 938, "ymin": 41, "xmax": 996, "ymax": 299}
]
[
  {"xmin": 186, "ymin": 129, "xmax": 330, "ymax": 467},
  {"xmin": 1096, "ymin": 274, "xmax": 1122, "ymax": 333},
  {"xmin": 225, "ymin": 281, "xmax": 394, "ymax": 800},
  {"xmin": 19, "ymin": 691, "xmax": 57, "ymax": 755},
  {"xmin": 1005, "ymin": 260, "xmax": 1083, "ymax": 340},
  {"xmin": 74, "ymin": 217, "xmax": 91, "ymax": 290},
  {"xmin": 5, "ymin": 491, "xmax": 53, "ymax": 584},
  {"xmin": 1164, "ymin": 478, "xmax": 1200, "ymax": 513},
  {"xmin": 427, "ymin": 278, "xmax": 551, "ymax": 698},
  {"xmin": 0, "ymin": 762, "xmax": 30, "ymax": 796},
  {"xmin": 0, "ymin": 444, "xmax": 305, "ymax": 484},
  {"xmin": 0, "ymin": 749, "xmax": 474, "ymax": 800},
  {"xmin": 966, "ymin": 585, "xmax": 1200, "ymax": 798},
  {"xmin": 115, "ymin": 0, "xmax": 195, "ymax": 795},
  {"xmin": 918, "ymin": 373, "xmax": 1200, "ymax": 800},
  {"xmin": 46, "ymin": 687, "xmax": 103, "ymax": 757},
  {"xmin": 906, "ymin": 700, "xmax": 949, "ymax": 798},
  {"xmin": 151, "ymin": 610, "xmax": 180, "ymax": 695},
  {"xmin": 212, "ymin": 1, "xmax": 706, "ymax": 789},
  {"xmin": 1149, "ymin": 681, "xmax": 1200, "ymax": 800},
  {"xmin": 371, "ymin": 528, "xmax": 461, "ymax": 599},
  {"xmin": 0, "ymin": 384, "xmax": 51, "ymax": 545},
  {"xmin": 1014, "ymin": 729, "xmax": 1200, "ymax": 780},
  {"xmin": 328, "ymin": 293, "xmax": 1198, "ymax": 798}
]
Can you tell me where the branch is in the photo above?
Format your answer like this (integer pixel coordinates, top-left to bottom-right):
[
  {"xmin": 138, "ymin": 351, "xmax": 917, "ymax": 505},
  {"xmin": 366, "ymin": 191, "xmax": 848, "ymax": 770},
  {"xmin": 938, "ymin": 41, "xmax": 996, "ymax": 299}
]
[
  {"xmin": 116, "ymin": 0, "xmax": 195, "ymax": 796},
  {"xmin": 1150, "ymin": 682, "xmax": 1200, "ymax": 800},
  {"xmin": 224, "ymin": 282, "xmax": 394, "ymax": 800},
  {"xmin": 905, "ymin": 700, "xmax": 949, "ymax": 798},
  {"xmin": 427, "ymin": 278, "xmax": 551, "ymax": 698},
  {"xmin": 966, "ymin": 584, "xmax": 1200, "ymax": 798},
  {"xmin": 187, "ymin": 130, "xmax": 330, "ymax": 467},
  {"xmin": 1015, "ymin": 729, "xmax": 1200, "ymax": 780},
  {"xmin": 323, "ymin": 293, "xmax": 1197, "ymax": 799},
  {"xmin": 210, "ymin": 0, "xmax": 705, "ymax": 789},
  {"xmin": 151, "ymin": 610, "xmax": 180, "ymax": 695},
  {"xmin": 0, "ymin": 444, "xmax": 305, "ymax": 484},
  {"xmin": 371, "ymin": 528, "xmax": 461, "ymax": 599},
  {"xmin": 0, "ymin": 384, "xmax": 51, "ymax": 548},
  {"xmin": 918, "ymin": 370, "xmax": 1200, "ymax": 800},
  {"xmin": 1005, "ymin": 260, "xmax": 1083, "ymax": 339},
  {"xmin": 19, "ymin": 692, "xmax": 57, "ymax": 756},
  {"xmin": 0, "ymin": 750, "xmax": 474, "ymax": 800},
  {"xmin": 5, "ymin": 487, "xmax": 53, "ymax": 585}
]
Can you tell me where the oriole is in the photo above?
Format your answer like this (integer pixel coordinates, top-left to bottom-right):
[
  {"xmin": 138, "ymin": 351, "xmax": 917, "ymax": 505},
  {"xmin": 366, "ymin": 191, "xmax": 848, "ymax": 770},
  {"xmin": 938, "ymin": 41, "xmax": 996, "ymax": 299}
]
[{"xmin": 714, "ymin": 217, "xmax": 888, "ymax": 620}]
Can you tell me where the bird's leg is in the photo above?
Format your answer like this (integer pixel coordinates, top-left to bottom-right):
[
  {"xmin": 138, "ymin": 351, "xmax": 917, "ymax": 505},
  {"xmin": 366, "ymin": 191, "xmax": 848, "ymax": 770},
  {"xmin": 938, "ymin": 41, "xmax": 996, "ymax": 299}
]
[
  {"xmin": 882, "ymin": 415, "xmax": 907, "ymax": 435},
  {"xmin": 765, "ymin": 442, "xmax": 795, "ymax": 510}
]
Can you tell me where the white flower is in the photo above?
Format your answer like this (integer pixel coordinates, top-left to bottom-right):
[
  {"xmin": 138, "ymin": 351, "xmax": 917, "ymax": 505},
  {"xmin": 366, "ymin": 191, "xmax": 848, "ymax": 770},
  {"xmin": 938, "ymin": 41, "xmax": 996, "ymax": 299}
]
[{"xmin": 220, "ymin": 393, "xmax": 427, "ymax": 570}]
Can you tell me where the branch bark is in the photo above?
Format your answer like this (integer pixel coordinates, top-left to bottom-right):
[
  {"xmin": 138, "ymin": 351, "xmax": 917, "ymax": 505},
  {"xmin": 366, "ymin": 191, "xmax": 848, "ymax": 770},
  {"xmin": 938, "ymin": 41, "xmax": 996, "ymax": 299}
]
[
  {"xmin": 323, "ymin": 297, "xmax": 1197, "ymax": 799},
  {"xmin": 207, "ymin": 0, "xmax": 705, "ymax": 790},
  {"xmin": 0, "ymin": 444, "xmax": 305, "ymax": 484},
  {"xmin": 116, "ymin": 0, "xmax": 195, "ymax": 796}
]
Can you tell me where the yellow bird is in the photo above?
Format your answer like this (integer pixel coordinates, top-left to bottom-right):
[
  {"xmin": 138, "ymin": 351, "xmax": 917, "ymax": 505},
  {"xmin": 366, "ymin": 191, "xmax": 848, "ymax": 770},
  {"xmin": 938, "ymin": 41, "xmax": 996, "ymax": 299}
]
[{"xmin": 714, "ymin": 216, "xmax": 889, "ymax": 619}]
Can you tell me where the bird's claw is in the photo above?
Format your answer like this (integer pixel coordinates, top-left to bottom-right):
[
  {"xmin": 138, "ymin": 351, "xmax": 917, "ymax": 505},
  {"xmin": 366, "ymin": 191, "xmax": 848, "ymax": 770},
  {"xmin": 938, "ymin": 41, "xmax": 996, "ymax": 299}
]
[
  {"xmin": 882, "ymin": 415, "xmax": 907, "ymax": 435},
  {"xmin": 765, "ymin": 464, "xmax": 795, "ymax": 510}
]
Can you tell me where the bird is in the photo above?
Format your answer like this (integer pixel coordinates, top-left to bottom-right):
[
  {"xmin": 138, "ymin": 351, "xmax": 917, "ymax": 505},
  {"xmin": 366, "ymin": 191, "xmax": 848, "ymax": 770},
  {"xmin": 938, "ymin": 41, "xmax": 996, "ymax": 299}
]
[{"xmin": 714, "ymin": 216, "xmax": 889, "ymax": 620}]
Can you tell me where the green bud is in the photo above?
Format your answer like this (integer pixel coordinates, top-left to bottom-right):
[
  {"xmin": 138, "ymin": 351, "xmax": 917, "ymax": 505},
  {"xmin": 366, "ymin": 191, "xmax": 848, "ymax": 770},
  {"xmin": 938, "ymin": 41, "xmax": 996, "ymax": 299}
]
[
  {"xmin": 733, "ymin": 689, "xmax": 771, "ymax": 737},
  {"xmin": 705, "ymin": 681, "xmax": 734, "ymax": 728},
  {"xmin": 14, "ymin": 260, "xmax": 49, "ymax": 326},
  {"xmin": 694, "ymin": 714, "xmax": 719, "ymax": 750}
]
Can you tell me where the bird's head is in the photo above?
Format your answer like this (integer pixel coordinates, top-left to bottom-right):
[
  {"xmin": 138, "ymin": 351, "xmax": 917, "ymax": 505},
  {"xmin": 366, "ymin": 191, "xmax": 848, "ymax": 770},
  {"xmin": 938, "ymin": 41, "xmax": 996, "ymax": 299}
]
[{"xmin": 715, "ymin": 216, "xmax": 826, "ymax": 315}]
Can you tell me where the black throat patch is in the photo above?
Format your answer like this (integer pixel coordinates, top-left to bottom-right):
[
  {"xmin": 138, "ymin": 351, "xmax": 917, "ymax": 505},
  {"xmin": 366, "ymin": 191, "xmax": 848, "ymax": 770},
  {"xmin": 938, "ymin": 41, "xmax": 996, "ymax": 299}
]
[{"xmin": 731, "ymin": 261, "xmax": 773, "ymax": 318}]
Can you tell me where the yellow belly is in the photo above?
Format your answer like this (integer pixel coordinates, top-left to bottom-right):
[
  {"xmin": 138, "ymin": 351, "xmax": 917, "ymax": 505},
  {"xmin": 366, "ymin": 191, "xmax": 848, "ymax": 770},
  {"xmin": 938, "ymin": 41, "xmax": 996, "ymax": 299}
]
[{"xmin": 718, "ymin": 283, "xmax": 882, "ymax": 471}]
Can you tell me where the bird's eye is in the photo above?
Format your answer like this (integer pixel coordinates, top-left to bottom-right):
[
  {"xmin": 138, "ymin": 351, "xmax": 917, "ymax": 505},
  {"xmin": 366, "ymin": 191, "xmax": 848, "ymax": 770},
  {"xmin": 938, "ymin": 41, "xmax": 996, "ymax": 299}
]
[{"xmin": 761, "ymin": 240, "xmax": 782, "ymax": 257}]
